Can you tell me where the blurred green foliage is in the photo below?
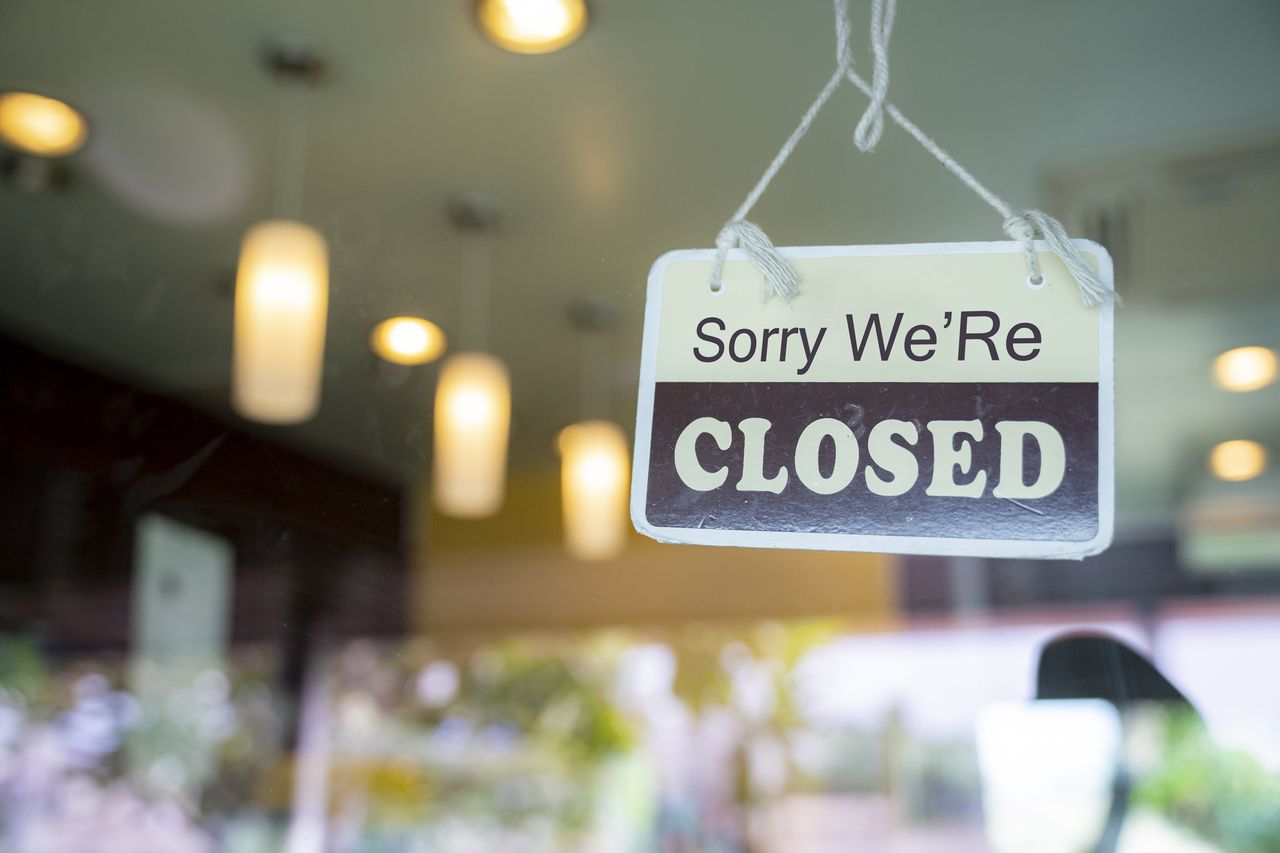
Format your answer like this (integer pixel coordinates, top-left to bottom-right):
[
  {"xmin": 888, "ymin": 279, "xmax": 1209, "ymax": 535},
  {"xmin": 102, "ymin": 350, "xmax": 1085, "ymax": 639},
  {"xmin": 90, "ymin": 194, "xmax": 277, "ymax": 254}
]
[
  {"xmin": 1134, "ymin": 707, "xmax": 1280, "ymax": 853},
  {"xmin": 329, "ymin": 636, "xmax": 635, "ymax": 842},
  {"xmin": 0, "ymin": 635, "xmax": 49, "ymax": 705},
  {"xmin": 462, "ymin": 641, "xmax": 633, "ymax": 764}
]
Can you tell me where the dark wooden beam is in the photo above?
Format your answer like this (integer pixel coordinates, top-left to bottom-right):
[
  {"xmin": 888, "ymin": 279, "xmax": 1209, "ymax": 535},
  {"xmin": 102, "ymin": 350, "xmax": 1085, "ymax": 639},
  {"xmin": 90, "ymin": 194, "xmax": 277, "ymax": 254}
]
[{"xmin": 0, "ymin": 332, "xmax": 409, "ymax": 649}]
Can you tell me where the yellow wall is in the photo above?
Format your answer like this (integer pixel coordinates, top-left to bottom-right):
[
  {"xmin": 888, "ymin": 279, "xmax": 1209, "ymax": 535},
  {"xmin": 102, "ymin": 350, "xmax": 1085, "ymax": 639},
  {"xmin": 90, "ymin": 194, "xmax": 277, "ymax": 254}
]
[{"xmin": 411, "ymin": 468, "xmax": 898, "ymax": 634}]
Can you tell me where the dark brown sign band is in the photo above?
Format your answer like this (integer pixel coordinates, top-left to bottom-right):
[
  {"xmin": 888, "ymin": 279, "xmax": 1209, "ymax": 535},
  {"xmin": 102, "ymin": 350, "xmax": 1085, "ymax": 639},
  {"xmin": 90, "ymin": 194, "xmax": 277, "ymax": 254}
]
[{"xmin": 644, "ymin": 381, "xmax": 1099, "ymax": 542}]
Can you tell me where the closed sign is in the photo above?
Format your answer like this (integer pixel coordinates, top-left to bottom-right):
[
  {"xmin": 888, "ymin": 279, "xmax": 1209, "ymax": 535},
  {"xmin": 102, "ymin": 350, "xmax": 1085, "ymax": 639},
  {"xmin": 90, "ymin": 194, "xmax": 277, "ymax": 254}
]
[{"xmin": 631, "ymin": 242, "xmax": 1114, "ymax": 559}]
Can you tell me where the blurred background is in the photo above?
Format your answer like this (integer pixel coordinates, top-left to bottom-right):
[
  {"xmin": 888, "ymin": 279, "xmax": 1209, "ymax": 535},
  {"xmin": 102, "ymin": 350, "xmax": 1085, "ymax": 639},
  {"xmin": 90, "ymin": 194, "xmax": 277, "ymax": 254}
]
[{"xmin": 1, "ymin": 0, "xmax": 1279, "ymax": 850}]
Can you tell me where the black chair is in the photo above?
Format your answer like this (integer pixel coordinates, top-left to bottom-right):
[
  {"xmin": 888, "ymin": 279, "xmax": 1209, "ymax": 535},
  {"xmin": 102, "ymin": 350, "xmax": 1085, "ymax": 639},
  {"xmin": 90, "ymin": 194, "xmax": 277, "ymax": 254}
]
[{"xmin": 1034, "ymin": 633, "xmax": 1199, "ymax": 853}]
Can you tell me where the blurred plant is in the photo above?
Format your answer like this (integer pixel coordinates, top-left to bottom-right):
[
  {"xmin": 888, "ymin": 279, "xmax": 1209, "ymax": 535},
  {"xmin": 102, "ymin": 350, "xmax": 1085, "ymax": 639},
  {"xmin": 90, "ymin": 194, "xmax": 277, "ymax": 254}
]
[
  {"xmin": 670, "ymin": 619, "xmax": 840, "ymax": 721},
  {"xmin": 462, "ymin": 642, "xmax": 632, "ymax": 763},
  {"xmin": 0, "ymin": 638, "xmax": 286, "ymax": 849},
  {"xmin": 663, "ymin": 621, "xmax": 846, "ymax": 849},
  {"xmin": 792, "ymin": 726, "xmax": 885, "ymax": 795},
  {"xmin": 1133, "ymin": 707, "xmax": 1280, "ymax": 853},
  {"xmin": 200, "ymin": 658, "xmax": 287, "ymax": 822},
  {"xmin": 321, "ymin": 636, "xmax": 636, "ymax": 846},
  {"xmin": 0, "ymin": 635, "xmax": 48, "ymax": 706}
]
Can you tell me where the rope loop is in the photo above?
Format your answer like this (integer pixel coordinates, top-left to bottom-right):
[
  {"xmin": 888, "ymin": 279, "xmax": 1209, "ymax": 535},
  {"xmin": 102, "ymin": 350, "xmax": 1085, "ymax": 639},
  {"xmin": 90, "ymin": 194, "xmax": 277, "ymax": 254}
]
[
  {"xmin": 707, "ymin": 0, "xmax": 1115, "ymax": 310},
  {"xmin": 853, "ymin": 0, "xmax": 897, "ymax": 152},
  {"xmin": 711, "ymin": 220, "xmax": 800, "ymax": 302},
  {"xmin": 1002, "ymin": 213, "xmax": 1044, "ymax": 285},
  {"xmin": 833, "ymin": 0, "xmax": 854, "ymax": 73},
  {"xmin": 1004, "ymin": 210, "xmax": 1118, "ymax": 307}
]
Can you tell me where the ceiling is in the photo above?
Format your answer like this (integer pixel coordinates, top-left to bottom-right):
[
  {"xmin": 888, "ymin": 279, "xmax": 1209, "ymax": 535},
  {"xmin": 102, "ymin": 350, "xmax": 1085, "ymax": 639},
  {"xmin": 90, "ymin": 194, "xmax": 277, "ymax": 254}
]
[{"xmin": 1, "ymin": 0, "xmax": 1278, "ymax": 533}]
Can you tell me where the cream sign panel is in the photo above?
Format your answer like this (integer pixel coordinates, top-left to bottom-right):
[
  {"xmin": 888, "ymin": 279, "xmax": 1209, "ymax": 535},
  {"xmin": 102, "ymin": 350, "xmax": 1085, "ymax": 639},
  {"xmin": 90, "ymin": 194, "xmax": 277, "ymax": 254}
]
[{"xmin": 631, "ymin": 242, "xmax": 1115, "ymax": 559}]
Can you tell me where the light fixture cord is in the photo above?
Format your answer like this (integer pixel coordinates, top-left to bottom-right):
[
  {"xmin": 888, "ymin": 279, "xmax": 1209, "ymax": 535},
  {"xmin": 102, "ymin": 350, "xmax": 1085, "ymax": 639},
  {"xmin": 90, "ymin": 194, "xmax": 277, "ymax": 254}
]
[
  {"xmin": 459, "ymin": 227, "xmax": 493, "ymax": 352},
  {"xmin": 272, "ymin": 85, "xmax": 311, "ymax": 219},
  {"xmin": 710, "ymin": 0, "xmax": 1117, "ymax": 308},
  {"xmin": 579, "ymin": 332, "xmax": 610, "ymax": 421}
]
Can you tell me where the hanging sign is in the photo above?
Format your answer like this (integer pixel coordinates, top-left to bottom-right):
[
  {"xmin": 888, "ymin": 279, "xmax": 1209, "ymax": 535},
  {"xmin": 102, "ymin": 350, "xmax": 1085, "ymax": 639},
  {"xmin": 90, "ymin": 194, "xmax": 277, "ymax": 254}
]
[{"xmin": 631, "ymin": 241, "xmax": 1114, "ymax": 559}]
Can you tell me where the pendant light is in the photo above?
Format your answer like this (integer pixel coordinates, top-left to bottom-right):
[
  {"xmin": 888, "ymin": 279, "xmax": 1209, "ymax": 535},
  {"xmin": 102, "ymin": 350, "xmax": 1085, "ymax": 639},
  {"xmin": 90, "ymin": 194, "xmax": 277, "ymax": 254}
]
[
  {"xmin": 559, "ymin": 420, "xmax": 629, "ymax": 561},
  {"xmin": 433, "ymin": 196, "xmax": 511, "ymax": 518},
  {"xmin": 0, "ymin": 91, "xmax": 89, "ymax": 157},
  {"xmin": 232, "ymin": 41, "xmax": 330, "ymax": 425},
  {"xmin": 1209, "ymin": 439, "xmax": 1268, "ymax": 482},
  {"xmin": 434, "ymin": 352, "xmax": 511, "ymax": 517},
  {"xmin": 370, "ymin": 316, "xmax": 447, "ymax": 366},
  {"xmin": 233, "ymin": 220, "xmax": 328, "ymax": 422},
  {"xmin": 1212, "ymin": 346, "xmax": 1277, "ymax": 393},
  {"xmin": 475, "ymin": 0, "xmax": 589, "ymax": 55},
  {"xmin": 558, "ymin": 296, "xmax": 630, "ymax": 561}
]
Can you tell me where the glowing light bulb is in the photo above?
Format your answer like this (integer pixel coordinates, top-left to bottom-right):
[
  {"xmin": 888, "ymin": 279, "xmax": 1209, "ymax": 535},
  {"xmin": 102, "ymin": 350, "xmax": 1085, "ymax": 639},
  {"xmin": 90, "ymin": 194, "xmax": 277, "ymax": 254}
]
[
  {"xmin": 0, "ymin": 91, "xmax": 88, "ymax": 157},
  {"xmin": 232, "ymin": 220, "xmax": 329, "ymax": 424},
  {"xmin": 433, "ymin": 352, "xmax": 510, "ymax": 518},
  {"xmin": 449, "ymin": 387, "xmax": 495, "ymax": 426},
  {"xmin": 1209, "ymin": 440, "xmax": 1268, "ymax": 482},
  {"xmin": 558, "ymin": 420, "xmax": 630, "ymax": 561},
  {"xmin": 1213, "ymin": 346, "xmax": 1277, "ymax": 393},
  {"xmin": 371, "ymin": 316, "xmax": 447, "ymax": 365},
  {"xmin": 475, "ymin": 0, "xmax": 588, "ymax": 54}
]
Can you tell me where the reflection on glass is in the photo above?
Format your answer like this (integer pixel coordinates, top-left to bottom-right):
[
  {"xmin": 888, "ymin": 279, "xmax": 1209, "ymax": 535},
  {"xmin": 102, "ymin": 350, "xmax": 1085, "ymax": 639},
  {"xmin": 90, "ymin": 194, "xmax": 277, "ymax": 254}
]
[{"xmin": 0, "ymin": 1, "xmax": 1278, "ymax": 850}]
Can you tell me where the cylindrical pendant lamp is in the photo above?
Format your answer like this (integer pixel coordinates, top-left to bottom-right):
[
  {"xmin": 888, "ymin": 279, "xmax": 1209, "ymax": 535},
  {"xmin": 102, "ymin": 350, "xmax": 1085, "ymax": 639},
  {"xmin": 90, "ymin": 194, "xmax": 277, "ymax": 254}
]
[
  {"xmin": 433, "ymin": 351, "xmax": 511, "ymax": 518},
  {"xmin": 559, "ymin": 420, "xmax": 629, "ymax": 561},
  {"xmin": 232, "ymin": 219, "xmax": 329, "ymax": 424},
  {"xmin": 432, "ymin": 196, "xmax": 510, "ymax": 519}
]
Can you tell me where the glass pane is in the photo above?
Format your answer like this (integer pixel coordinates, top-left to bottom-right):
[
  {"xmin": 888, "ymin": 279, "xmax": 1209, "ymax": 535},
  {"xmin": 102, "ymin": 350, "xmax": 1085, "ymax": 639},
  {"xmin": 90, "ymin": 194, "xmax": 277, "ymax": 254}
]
[{"xmin": 1, "ymin": 1, "xmax": 1278, "ymax": 850}]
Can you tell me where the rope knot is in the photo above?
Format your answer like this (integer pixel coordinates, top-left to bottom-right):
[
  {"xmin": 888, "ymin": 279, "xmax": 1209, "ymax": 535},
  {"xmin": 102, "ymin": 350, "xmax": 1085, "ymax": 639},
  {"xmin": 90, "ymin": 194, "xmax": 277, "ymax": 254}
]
[
  {"xmin": 833, "ymin": 0, "xmax": 854, "ymax": 73},
  {"xmin": 1005, "ymin": 209, "xmax": 1118, "ymax": 307},
  {"xmin": 714, "ymin": 226, "xmax": 737, "ymax": 253},
  {"xmin": 1002, "ymin": 214, "xmax": 1036, "ymax": 244},
  {"xmin": 852, "ymin": 0, "xmax": 897, "ymax": 152},
  {"xmin": 709, "ymin": 220, "xmax": 800, "ymax": 302}
]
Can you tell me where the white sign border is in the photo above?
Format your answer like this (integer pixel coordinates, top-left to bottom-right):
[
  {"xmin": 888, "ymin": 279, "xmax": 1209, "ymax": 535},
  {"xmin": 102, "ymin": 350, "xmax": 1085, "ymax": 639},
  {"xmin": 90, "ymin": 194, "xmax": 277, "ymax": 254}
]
[{"xmin": 630, "ymin": 240, "xmax": 1115, "ymax": 560}]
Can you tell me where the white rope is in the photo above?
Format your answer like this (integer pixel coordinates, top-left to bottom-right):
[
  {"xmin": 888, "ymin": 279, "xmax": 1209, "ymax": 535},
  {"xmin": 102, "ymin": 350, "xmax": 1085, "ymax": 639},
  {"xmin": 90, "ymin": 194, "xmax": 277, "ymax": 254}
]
[
  {"xmin": 1001, "ymin": 211, "xmax": 1043, "ymax": 285},
  {"xmin": 709, "ymin": 0, "xmax": 1117, "ymax": 308},
  {"xmin": 1009, "ymin": 211, "xmax": 1113, "ymax": 307},
  {"xmin": 712, "ymin": 220, "xmax": 800, "ymax": 301},
  {"xmin": 728, "ymin": 67, "xmax": 845, "ymax": 228},
  {"xmin": 841, "ymin": 65, "xmax": 1114, "ymax": 303},
  {"xmin": 834, "ymin": 0, "xmax": 853, "ymax": 73},
  {"xmin": 709, "ymin": 66, "xmax": 845, "ymax": 301},
  {"xmin": 853, "ymin": 0, "xmax": 896, "ymax": 152}
]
